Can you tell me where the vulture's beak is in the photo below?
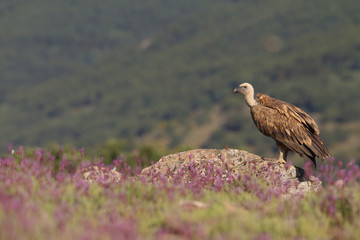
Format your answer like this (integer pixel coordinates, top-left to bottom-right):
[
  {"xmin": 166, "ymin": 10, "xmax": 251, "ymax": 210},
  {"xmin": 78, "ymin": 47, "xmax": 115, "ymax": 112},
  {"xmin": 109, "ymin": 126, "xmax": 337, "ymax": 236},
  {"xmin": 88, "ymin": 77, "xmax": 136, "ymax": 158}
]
[{"xmin": 233, "ymin": 87, "xmax": 240, "ymax": 94}]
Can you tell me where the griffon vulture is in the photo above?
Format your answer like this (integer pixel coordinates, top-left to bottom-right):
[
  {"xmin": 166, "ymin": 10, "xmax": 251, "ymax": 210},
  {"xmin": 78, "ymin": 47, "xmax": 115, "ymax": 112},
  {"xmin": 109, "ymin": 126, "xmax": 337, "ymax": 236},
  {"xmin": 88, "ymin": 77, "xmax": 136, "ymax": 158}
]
[{"xmin": 233, "ymin": 83, "xmax": 330, "ymax": 169}]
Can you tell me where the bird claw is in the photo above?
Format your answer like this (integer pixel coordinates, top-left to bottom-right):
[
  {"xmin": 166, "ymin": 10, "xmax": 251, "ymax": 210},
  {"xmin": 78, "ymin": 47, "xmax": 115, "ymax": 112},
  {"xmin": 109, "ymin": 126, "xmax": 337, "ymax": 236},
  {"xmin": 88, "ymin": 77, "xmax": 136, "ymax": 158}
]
[
  {"xmin": 275, "ymin": 159, "xmax": 287, "ymax": 165},
  {"xmin": 262, "ymin": 157, "xmax": 286, "ymax": 164},
  {"xmin": 261, "ymin": 157, "xmax": 287, "ymax": 166}
]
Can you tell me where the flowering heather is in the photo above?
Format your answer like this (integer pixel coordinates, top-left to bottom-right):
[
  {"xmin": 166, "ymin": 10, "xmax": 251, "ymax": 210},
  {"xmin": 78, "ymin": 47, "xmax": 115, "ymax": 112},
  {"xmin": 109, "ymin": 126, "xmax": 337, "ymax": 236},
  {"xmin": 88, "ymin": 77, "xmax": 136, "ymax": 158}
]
[{"xmin": 1, "ymin": 146, "xmax": 360, "ymax": 239}]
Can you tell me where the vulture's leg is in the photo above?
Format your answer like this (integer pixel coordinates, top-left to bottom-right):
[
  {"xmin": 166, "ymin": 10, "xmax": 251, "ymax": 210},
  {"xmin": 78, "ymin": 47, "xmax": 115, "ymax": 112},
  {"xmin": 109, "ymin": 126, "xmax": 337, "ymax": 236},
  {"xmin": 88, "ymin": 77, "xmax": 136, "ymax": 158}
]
[
  {"xmin": 275, "ymin": 142, "xmax": 288, "ymax": 165},
  {"xmin": 276, "ymin": 149, "xmax": 287, "ymax": 164},
  {"xmin": 283, "ymin": 149, "xmax": 288, "ymax": 161}
]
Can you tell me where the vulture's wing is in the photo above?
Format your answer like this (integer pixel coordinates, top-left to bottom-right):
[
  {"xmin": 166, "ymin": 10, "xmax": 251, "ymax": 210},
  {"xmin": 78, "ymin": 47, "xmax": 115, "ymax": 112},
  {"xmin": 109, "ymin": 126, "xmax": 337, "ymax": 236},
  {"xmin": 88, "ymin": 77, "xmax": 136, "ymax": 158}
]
[
  {"xmin": 251, "ymin": 94, "xmax": 330, "ymax": 160},
  {"xmin": 251, "ymin": 104, "xmax": 312, "ymax": 151},
  {"xmin": 257, "ymin": 94, "xmax": 320, "ymax": 135}
]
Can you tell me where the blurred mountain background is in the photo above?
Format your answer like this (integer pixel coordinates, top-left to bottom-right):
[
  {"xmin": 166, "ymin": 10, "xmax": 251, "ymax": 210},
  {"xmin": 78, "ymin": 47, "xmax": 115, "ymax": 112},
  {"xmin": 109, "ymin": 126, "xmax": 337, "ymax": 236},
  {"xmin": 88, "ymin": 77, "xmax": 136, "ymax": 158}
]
[{"xmin": 1, "ymin": 0, "xmax": 360, "ymax": 162}]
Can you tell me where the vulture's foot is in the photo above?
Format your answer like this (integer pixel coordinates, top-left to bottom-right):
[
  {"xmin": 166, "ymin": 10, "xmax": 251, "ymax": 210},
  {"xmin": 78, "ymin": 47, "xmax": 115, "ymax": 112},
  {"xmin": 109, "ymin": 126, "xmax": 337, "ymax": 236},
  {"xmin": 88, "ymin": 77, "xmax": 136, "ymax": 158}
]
[
  {"xmin": 275, "ymin": 158, "xmax": 287, "ymax": 165},
  {"xmin": 261, "ymin": 157, "xmax": 286, "ymax": 165}
]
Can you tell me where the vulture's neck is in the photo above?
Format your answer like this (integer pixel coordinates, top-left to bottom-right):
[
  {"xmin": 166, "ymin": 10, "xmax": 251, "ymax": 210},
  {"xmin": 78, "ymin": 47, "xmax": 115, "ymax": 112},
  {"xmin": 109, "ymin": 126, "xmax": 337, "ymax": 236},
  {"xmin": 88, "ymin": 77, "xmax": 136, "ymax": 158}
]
[{"xmin": 244, "ymin": 92, "xmax": 258, "ymax": 107}]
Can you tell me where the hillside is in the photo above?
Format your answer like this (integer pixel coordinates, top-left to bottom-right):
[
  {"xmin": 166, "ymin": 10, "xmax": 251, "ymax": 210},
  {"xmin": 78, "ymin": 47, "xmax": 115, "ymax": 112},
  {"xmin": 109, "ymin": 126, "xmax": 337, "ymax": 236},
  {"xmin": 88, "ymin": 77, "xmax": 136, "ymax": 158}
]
[
  {"xmin": 0, "ymin": 0, "xmax": 221, "ymax": 90},
  {"xmin": 1, "ymin": 0, "xmax": 360, "ymax": 161}
]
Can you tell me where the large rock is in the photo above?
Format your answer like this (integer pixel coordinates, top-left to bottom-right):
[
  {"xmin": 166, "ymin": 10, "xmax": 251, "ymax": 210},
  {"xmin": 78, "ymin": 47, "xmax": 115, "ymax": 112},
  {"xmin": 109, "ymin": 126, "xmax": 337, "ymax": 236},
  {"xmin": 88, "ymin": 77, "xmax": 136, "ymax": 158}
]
[{"xmin": 140, "ymin": 148, "xmax": 321, "ymax": 196}]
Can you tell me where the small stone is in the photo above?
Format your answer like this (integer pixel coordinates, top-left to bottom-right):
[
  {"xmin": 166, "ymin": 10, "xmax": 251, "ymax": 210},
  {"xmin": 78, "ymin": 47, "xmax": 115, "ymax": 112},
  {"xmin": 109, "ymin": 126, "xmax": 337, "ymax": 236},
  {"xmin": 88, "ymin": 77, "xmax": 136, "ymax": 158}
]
[
  {"xmin": 179, "ymin": 200, "xmax": 209, "ymax": 210},
  {"xmin": 76, "ymin": 165, "xmax": 122, "ymax": 184}
]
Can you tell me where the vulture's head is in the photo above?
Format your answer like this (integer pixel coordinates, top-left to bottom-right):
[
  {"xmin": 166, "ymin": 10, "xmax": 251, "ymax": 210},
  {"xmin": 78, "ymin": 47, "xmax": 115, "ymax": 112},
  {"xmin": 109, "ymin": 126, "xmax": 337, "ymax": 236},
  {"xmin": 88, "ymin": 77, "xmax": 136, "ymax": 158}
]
[{"xmin": 233, "ymin": 83, "xmax": 254, "ymax": 96}]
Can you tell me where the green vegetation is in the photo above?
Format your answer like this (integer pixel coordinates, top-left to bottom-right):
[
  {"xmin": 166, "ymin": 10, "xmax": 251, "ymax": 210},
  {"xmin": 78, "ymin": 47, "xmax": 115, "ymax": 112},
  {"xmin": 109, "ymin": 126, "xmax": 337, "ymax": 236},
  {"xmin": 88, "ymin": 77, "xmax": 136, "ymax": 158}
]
[
  {"xmin": 1, "ymin": 146, "xmax": 360, "ymax": 239},
  {"xmin": 0, "ymin": 0, "xmax": 359, "ymax": 161}
]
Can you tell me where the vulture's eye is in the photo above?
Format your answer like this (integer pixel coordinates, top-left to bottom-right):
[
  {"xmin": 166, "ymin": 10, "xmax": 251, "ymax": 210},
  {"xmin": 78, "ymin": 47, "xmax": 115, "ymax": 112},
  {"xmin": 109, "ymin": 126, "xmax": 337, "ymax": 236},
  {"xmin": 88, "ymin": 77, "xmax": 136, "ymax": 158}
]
[{"xmin": 243, "ymin": 86, "xmax": 247, "ymax": 89}]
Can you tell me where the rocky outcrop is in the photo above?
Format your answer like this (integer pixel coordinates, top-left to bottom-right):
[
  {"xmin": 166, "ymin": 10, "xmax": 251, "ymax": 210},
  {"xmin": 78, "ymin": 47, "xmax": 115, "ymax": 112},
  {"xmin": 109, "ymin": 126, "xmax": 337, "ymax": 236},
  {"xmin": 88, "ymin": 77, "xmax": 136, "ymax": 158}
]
[
  {"xmin": 76, "ymin": 148, "xmax": 321, "ymax": 196},
  {"xmin": 140, "ymin": 148, "xmax": 321, "ymax": 195}
]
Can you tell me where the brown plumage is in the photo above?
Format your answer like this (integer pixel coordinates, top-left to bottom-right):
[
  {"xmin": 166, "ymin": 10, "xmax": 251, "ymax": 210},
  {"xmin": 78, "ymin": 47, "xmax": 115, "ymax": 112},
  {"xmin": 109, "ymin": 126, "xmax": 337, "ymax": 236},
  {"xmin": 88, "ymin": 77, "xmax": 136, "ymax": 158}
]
[{"xmin": 233, "ymin": 83, "xmax": 330, "ymax": 169}]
